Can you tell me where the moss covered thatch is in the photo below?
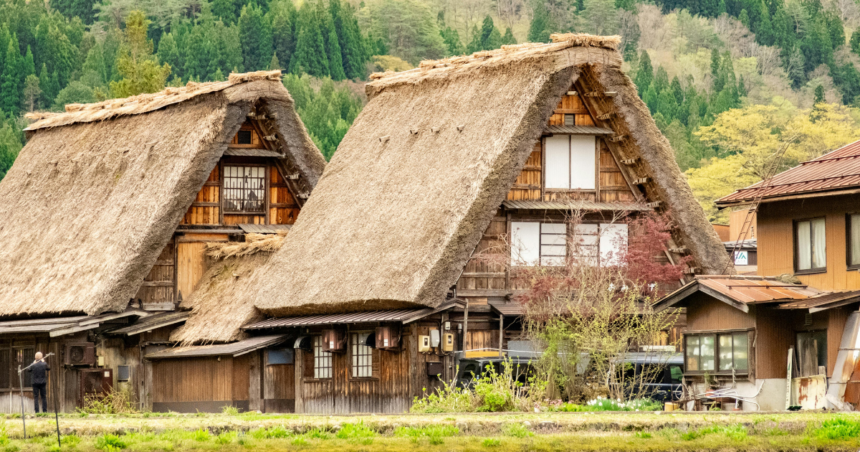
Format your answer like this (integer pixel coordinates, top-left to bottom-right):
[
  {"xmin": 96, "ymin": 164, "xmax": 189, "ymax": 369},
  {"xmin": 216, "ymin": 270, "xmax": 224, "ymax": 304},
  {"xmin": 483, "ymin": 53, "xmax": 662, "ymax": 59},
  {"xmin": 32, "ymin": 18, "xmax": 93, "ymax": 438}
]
[
  {"xmin": 0, "ymin": 71, "xmax": 325, "ymax": 318},
  {"xmin": 171, "ymin": 232, "xmax": 291, "ymax": 344},
  {"xmin": 246, "ymin": 34, "xmax": 729, "ymax": 317}
]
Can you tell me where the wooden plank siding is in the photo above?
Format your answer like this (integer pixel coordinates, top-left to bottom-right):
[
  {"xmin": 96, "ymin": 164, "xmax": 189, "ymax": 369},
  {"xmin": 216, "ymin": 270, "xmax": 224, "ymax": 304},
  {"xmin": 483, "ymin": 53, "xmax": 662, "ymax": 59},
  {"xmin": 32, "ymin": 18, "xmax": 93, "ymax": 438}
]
[
  {"xmin": 685, "ymin": 293, "xmax": 756, "ymax": 331},
  {"xmin": 269, "ymin": 166, "xmax": 299, "ymax": 224},
  {"xmin": 505, "ymin": 94, "xmax": 635, "ymax": 204},
  {"xmin": 757, "ymin": 195, "xmax": 860, "ymax": 290},
  {"xmin": 151, "ymin": 356, "xmax": 252, "ymax": 412},
  {"xmin": 180, "ymin": 165, "xmax": 221, "ymax": 225},
  {"xmin": 457, "ymin": 214, "xmax": 508, "ymax": 294},
  {"xmin": 134, "ymin": 240, "xmax": 175, "ymax": 307}
]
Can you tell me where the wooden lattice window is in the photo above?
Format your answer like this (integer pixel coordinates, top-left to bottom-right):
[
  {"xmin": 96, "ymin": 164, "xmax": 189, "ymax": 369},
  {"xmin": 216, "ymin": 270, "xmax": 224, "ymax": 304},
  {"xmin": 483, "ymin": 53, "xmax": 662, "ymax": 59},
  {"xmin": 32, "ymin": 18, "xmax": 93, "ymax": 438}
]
[
  {"xmin": 223, "ymin": 165, "xmax": 266, "ymax": 214},
  {"xmin": 313, "ymin": 336, "xmax": 332, "ymax": 379},
  {"xmin": 351, "ymin": 333, "xmax": 373, "ymax": 378}
]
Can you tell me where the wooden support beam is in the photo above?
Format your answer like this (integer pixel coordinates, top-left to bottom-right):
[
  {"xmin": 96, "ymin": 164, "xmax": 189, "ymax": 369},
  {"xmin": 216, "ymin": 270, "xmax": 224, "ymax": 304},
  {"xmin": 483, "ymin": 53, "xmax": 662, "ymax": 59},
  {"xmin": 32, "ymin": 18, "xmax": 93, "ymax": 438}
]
[
  {"xmin": 632, "ymin": 177, "xmax": 651, "ymax": 185},
  {"xmin": 646, "ymin": 201, "xmax": 662, "ymax": 208}
]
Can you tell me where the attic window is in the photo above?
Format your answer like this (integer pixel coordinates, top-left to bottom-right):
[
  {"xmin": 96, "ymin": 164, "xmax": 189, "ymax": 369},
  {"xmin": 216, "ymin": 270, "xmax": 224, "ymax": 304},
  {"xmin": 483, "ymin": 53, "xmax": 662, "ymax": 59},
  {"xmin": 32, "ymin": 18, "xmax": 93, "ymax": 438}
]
[
  {"xmin": 223, "ymin": 165, "xmax": 266, "ymax": 213},
  {"xmin": 544, "ymin": 135, "xmax": 596, "ymax": 190},
  {"xmin": 564, "ymin": 114, "xmax": 575, "ymax": 126},
  {"xmin": 237, "ymin": 130, "xmax": 252, "ymax": 145}
]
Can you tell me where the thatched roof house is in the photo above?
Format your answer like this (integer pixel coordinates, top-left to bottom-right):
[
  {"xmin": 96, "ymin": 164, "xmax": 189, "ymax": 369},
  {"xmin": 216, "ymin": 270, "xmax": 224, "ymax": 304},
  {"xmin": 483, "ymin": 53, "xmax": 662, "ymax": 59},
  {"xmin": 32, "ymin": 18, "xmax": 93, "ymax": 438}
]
[
  {"xmin": 248, "ymin": 34, "xmax": 730, "ymax": 317},
  {"xmin": 0, "ymin": 71, "xmax": 325, "ymax": 318}
]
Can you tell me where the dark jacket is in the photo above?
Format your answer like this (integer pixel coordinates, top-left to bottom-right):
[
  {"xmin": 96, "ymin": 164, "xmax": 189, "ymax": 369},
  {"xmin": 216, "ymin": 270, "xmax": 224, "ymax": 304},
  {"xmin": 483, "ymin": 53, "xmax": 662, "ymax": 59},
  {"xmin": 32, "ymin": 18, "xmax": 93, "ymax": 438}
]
[{"xmin": 26, "ymin": 361, "xmax": 49, "ymax": 385}]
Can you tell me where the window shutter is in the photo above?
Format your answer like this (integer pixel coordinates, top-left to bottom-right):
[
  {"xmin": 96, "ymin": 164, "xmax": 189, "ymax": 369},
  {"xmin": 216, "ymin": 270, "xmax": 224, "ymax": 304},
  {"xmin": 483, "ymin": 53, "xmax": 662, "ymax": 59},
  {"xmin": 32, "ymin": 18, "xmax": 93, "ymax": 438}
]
[
  {"xmin": 372, "ymin": 348, "xmax": 380, "ymax": 379},
  {"xmin": 303, "ymin": 349, "xmax": 314, "ymax": 378},
  {"xmin": 0, "ymin": 350, "xmax": 9, "ymax": 389},
  {"xmin": 569, "ymin": 135, "xmax": 596, "ymax": 189},
  {"xmin": 544, "ymin": 135, "xmax": 570, "ymax": 189}
]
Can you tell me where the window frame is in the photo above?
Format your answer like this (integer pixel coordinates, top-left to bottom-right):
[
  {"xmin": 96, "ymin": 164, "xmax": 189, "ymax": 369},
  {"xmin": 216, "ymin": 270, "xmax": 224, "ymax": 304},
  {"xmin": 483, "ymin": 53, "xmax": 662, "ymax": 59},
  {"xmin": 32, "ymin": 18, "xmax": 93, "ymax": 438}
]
[
  {"xmin": 542, "ymin": 134, "xmax": 597, "ymax": 191},
  {"xmin": 847, "ymin": 213, "xmax": 860, "ymax": 270},
  {"xmin": 510, "ymin": 221, "xmax": 568, "ymax": 267},
  {"xmin": 222, "ymin": 163, "xmax": 269, "ymax": 215},
  {"xmin": 349, "ymin": 332, "xmax": 375, "ymax": 380},
  {"xmin": 311, "ymin": 336, "xmax": 332, "ymax": 380},
  {"xmin": 684, "ymin": 330, "xmax": 751, "ymax": 375},
  {"xmin": 794, "ymin": 217, "xmax": 827, "ymax": 274}
]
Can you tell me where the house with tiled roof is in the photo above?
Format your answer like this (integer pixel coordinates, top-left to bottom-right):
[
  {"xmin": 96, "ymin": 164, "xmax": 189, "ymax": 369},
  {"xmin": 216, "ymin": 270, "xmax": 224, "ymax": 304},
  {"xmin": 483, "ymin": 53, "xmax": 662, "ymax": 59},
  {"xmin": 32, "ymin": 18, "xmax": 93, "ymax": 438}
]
[{"xmin": 656, "ymin": 141, "xmax": 860, "ymax": 412}]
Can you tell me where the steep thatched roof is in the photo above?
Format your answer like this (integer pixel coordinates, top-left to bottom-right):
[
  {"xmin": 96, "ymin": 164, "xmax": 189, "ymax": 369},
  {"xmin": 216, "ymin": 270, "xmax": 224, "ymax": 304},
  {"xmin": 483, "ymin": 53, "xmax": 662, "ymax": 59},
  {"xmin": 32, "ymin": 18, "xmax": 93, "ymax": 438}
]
[
  {"xmin": 0, "ymin": 71, "xmax": 325, "ymax": 318},
  {"xmin": 248, "ymin": 34, "xmax": 729, "ymax": 316},
  {"xmin": 170, "ymin": 233, "xmax": 287, "ymax": 344}
]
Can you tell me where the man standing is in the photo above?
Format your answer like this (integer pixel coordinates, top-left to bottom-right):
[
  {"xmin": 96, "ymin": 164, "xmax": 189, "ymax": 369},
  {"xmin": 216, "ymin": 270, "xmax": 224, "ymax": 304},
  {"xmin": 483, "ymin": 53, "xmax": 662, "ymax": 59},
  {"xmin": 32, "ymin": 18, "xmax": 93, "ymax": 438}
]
[{"xmin": 27, "ymin": 352, "xmax": 49, "ymax": 413}]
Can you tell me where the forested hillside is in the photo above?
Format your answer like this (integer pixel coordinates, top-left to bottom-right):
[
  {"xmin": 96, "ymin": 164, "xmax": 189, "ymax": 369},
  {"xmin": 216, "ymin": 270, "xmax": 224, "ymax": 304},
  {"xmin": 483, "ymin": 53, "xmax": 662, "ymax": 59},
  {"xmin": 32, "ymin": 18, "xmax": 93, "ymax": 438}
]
[{"xmin": 2, "ymin": 0, "xmax": 860, "ymax": 222}]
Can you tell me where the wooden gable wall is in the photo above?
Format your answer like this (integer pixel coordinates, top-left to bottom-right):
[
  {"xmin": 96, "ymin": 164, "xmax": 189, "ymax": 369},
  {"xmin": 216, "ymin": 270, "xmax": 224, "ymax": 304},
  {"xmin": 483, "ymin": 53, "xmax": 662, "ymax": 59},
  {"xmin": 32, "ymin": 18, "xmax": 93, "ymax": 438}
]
[{"xmin": 505, "ymin": 93, "xmax": 637, "ymax": 203}]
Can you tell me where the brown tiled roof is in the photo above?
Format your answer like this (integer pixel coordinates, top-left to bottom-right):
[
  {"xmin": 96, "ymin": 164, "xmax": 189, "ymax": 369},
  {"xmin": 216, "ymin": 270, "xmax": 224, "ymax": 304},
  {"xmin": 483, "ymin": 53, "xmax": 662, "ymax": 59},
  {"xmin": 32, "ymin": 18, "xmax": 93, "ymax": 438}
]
[{"xmin": 717, "ymin": 140, "xmax": 860, "ymax": 205}]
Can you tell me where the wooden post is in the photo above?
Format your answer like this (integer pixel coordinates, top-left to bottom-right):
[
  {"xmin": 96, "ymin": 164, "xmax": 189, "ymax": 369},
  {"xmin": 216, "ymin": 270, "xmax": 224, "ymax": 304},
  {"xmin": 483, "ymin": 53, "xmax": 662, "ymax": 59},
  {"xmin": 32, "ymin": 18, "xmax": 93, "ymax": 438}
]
[
  {"xmin": 785, "ymin": 347, "xmax": 794, "ymax": 410},
  {"xmin": 498, "ymin": 315, "xmax": 504, "ymax": 358},
  {"xmin": 462, "ymin": 300, "xmax": 469, "ymax": 355}
]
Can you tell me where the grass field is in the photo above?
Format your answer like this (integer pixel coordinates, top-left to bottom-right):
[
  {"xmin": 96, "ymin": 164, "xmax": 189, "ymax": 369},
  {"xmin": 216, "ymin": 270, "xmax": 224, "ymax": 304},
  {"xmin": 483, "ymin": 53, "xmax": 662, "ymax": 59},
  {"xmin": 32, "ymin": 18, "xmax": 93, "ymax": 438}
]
[{"xmin": 2, "ymin": 411, "xmax": 860, "ymax": 451}]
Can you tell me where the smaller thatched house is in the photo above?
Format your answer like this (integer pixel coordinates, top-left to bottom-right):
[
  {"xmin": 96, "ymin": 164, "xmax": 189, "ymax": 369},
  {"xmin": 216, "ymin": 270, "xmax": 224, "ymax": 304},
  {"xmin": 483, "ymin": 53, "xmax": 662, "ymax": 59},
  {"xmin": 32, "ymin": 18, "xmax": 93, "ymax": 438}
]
[
  {"xmin": 215, "ymin": 34, "xmax": 730, "ymax": 414},
  {"xmin": 0, "ymin": 71, "xmax": 325, "ymax": 413}
]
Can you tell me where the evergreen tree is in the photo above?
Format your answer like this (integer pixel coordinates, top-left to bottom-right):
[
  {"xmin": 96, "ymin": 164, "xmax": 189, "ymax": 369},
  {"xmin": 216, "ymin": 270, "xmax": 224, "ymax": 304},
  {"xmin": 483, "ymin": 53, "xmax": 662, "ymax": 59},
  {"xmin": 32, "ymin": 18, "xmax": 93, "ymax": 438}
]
[
  {"xmin": 528, "ymin": 0, "xmax": 552, "ymax": 43},
  {"xmin": 156, "ymin": 33, "xmax": 181, "ymax": 80},
  {"xmin": 212, "ymin": 0, "xmax": 241, "ymax": 24},
  {"xmin": 1, "ymin": 38, "xmax": 21, "ymax": 115},
  {"xmin": 479, "ymin": 16, "xmax": 502, "ymax": 51},
  {"xmin": 270, "ymin": 0, "xmax": 296, "ymax": 71},
  {"xmin": 851, "ymin": 29, "xmax": 860, "ymax": 56},
  {"xmin": 109, "ymin": 11, "xmax": 171, "ymax": 98},
  {"xmin": 330, "ymin": 0, "xmax": 367, "ymax": 80},
  {"xmin": 38, "ymin": 63, "xmax": 52, "ymax": 107},
  {"xmin": 671, "ymin": 76, "xmax": 684, "ymax": 104},
  {"xmin": 813, "ymin": 84, "xmax": 825, "ymax": 105},
  {"xmin": 22, "ymin": 74, "xmax": 40, "ymax": 111},
  {"xmin": 502, "ymin": 28, "xmax": 516, "ymax": 45},
  {"xmin": 738, "ymin": 9, "xmax": 749, "ymax": 28},
  {"xmin": 440, "ymin": 26, "xmax": 465, "ymax": 56},
  {"xmin": 239, "ymin": 4, "xmax": 273, "ymax": 72},
  {"xmin": 269, "ymin": 53, "xmax": 280, "ymax": 70},
  {"xmin": 634, "ymin": 50, "xmax": 653, "ymax": 95},
  {"xmin": 290, "ymin": 3, "xmax": 329, "ymax": 77},
  {"xmin": 466, "ymin": 25, "xmax": 481, "ymax": 53},
  {"xmin": 318, "ymin": 0, "xmax": 345, "ymax": 80}
]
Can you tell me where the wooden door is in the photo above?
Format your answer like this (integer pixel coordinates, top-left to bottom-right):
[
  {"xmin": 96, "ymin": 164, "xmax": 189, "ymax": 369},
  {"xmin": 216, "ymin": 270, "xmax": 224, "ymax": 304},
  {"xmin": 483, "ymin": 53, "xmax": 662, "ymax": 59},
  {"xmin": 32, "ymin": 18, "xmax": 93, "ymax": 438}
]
[{"xmin": 176, "ymin": 242, "xmax": 207, "ymax": 301}]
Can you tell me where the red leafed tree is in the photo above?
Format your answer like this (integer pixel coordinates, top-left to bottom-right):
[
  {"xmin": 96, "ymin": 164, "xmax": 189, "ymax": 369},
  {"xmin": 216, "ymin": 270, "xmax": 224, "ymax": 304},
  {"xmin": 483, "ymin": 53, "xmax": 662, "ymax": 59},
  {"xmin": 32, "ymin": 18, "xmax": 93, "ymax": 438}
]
[{"xmin": 499, "ymin": 209, "xmax": 685, "ymax": 402}]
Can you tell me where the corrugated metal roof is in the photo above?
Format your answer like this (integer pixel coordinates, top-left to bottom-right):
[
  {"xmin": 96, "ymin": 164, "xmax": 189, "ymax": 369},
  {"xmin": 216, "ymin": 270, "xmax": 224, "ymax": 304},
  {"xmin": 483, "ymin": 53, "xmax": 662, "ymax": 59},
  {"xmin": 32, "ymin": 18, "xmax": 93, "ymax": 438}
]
[
  {"xmin": 145, "ymin": 335, "xmax": 289, "ymax": 359},
  {"xmin": 655, "ymin": 276, "xmax": 860, "ymax": 313},
  {"xmin": 223, "ymin": 148, "xmax": 285, "ymax": 158},
  {"xmin": 544, "ymin": 125, "xmax": 614, "ymax": 135},
  {"xmin": 0, "ymin": 310, "xmax": 151, "ymax": 336},
  {"xmin": 777, "ymin": 291, "xmax": 860, "ymax": 311},
  {"xmin": 723, "ymin": 239, "xmax": 756, "ymax": 250},
  {"xmin": 110, "ymin": 311, "xmax": 190, "ymax": 336},
  {"xmin": 697, "ymin": 277, "xmax": 820, "ymax": 303},
  {"xmin": 490, "ymin": 301, "xmax": 524, "ymax": 317},
  {"xmin": 502, "ymin": 200, "xmax": 649, "ymax": 211},
  {"xmin": 238, "ymin": 224, "xmax": 292, "ymax": 234},
  {"xmin": 244, "ymin": 309, "xmax": 435, "ymax": 330},
  {"xmin": 718, "ymin": 140, "xmax": 860, "ymax": 204}
]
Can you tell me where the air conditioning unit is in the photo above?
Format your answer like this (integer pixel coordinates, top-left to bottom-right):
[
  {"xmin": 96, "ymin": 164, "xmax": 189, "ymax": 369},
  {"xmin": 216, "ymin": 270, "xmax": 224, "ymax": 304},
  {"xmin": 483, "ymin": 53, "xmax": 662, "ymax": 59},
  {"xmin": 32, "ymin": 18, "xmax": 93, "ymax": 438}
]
[
  {"xmin": 375, "ymin": 326, "xmax": 401, "ymax": 351},
  {"xmin": 322, "ymin": 329, "xmax": 346, "ymax": 353},
  {"xmin": 64, "ymin": 342, "xmax": 96, "ymax": 366},
  {"xmin": 80, "ymin": 369, "xmax": 112, "ymax": 404}
]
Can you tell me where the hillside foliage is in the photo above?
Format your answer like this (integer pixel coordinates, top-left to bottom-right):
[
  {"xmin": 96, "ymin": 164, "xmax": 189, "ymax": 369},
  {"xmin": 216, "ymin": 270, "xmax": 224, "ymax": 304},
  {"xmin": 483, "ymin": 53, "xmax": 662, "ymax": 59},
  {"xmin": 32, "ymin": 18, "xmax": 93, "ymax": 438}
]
[{"xmin": 2, "ymin": 0, "xmax": 860, "ymax": 222}]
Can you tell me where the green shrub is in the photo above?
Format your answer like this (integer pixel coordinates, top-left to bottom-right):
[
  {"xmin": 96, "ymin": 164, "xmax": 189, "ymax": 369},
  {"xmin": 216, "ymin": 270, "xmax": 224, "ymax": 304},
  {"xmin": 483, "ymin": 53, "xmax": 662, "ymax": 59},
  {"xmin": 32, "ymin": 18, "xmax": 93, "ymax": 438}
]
[
  {"xmin": 191, "ymin": 429, "xmax": 210, "ymax": 441},
  {"xmin": 292, "ymin": 436, "xmax": 308, "ymax": 446},
  {"xmin": 681, "ymin": 424, "xmax": 747, "ymax": 442},
  {"xmin": 215, "ymin": 432, "xmax": 236, "ymax": 444},
  {"xmin": 482, "ymin": 438, "xmax": 501, "ymax": 447},
  {"xmin": 221, "ymin": 405, "xmax": 239, "ymax": 416},
  {"xmin": 62, "ymin": 434, "xmax": 82, "ymax": 447},
  {"xmin": 394, "ymin": 425, "xmax": 459, "ymax": 444},
  {"xmin": 814, "ymin": 418, "xmax": 860, "ymax": 441},
  {"xmin": 335, "ymin": 422, "xmax": 376, "ymax": 444},
  {"xmin": 303, "ymin": 428, "xmax": 332, "ymax": 440},
  {"xmin": 95, "ymin": 434, "xmax": 127, "ymax": 451},
  {"xmin": 634, "ymin": 432, "xmax": 652, "ymax": 439},
  {"xmin": 502, "ymin": 423, "xmax": 533, "ymax": 438}
]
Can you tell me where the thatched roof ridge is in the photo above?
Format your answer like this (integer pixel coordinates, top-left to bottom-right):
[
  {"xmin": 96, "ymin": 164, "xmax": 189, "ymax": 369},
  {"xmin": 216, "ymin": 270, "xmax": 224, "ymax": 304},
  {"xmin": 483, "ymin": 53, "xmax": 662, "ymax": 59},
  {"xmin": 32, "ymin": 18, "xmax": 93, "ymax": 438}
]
[
  {"xmin": 25, "ymin": 71, "xmax": 284, "ymax": 131},
  {"xmin": 0, "ymin": 72, "xmax": 325, "ymax": 318},
  {"xmin": 248, "ymin": 34, "xmax": 729, "ymax": 317}
]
